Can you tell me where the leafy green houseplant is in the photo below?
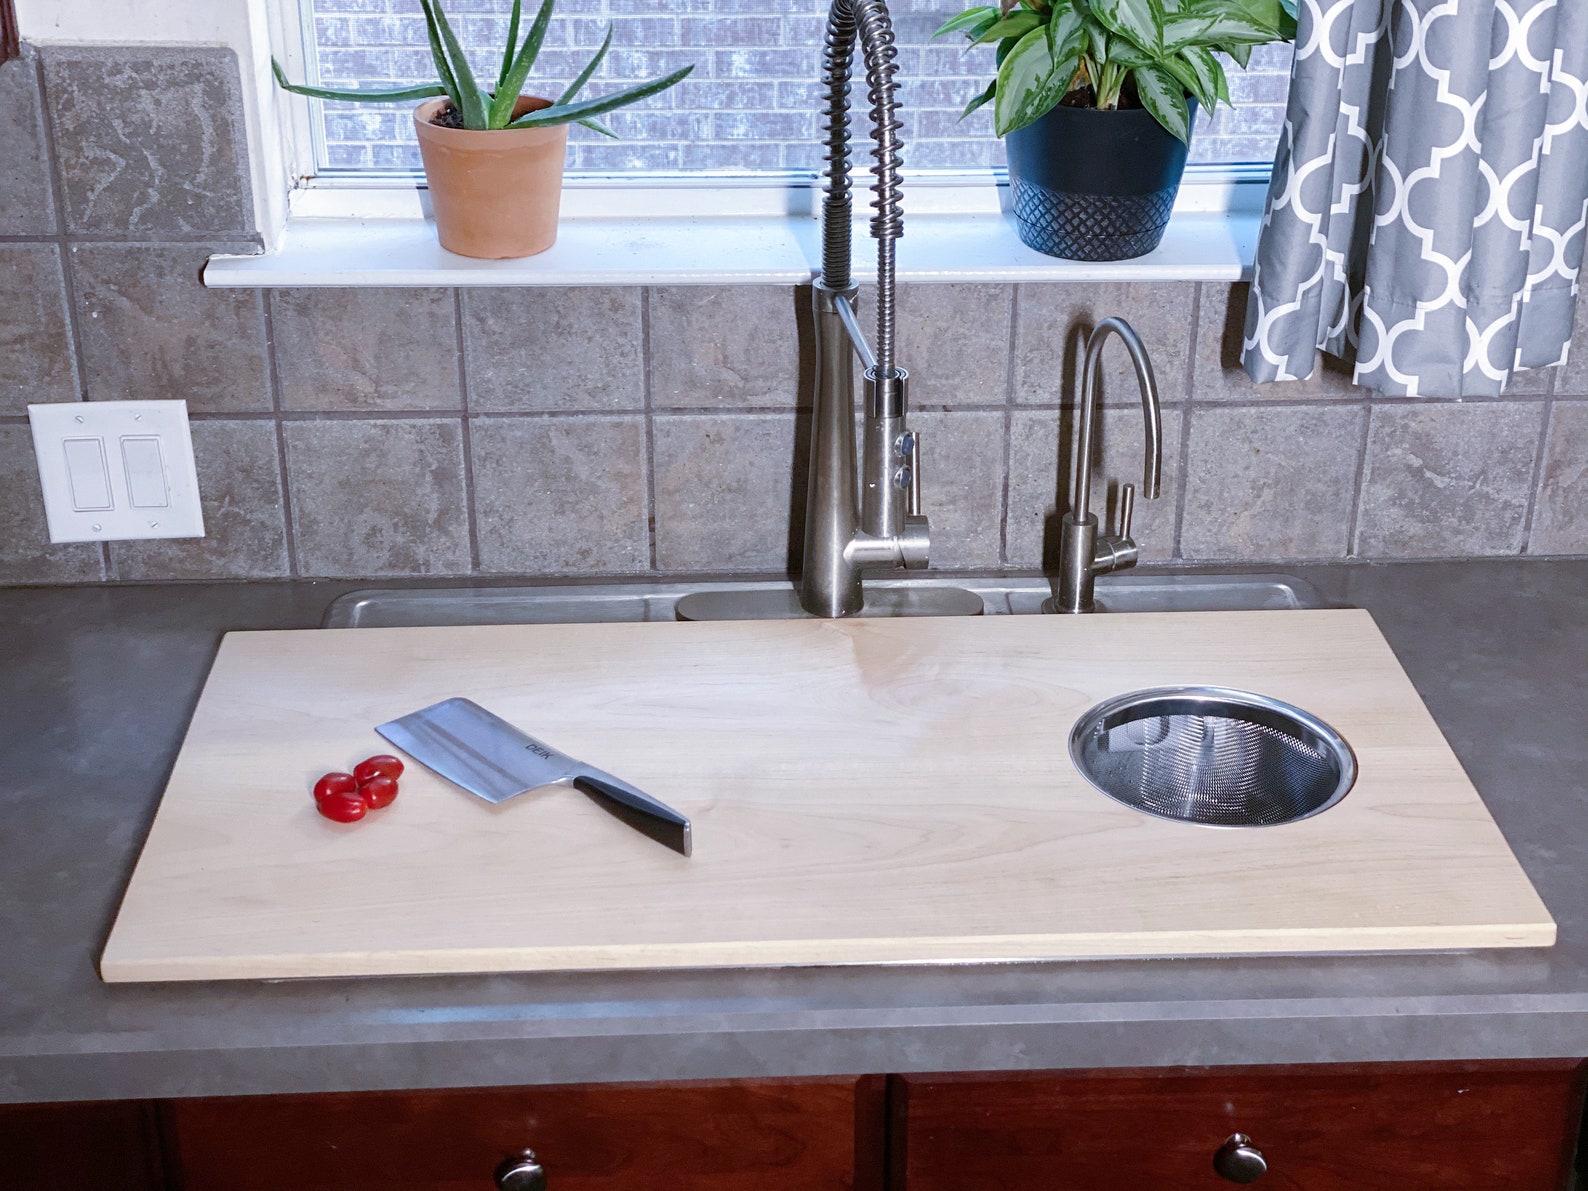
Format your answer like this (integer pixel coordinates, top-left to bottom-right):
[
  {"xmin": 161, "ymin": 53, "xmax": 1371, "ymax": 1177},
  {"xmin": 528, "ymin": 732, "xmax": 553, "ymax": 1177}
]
[
  {"xmin": 935, "ymin": 0, "xmax": 1296, "ymax": 260},
  {"xmin": 274, "ymin": 0, "xmax": 692, "ymax": 258}
]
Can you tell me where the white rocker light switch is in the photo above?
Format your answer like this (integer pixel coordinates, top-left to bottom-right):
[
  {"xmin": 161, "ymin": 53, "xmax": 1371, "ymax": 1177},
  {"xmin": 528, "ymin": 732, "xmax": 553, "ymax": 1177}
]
[{"xmin": 28, "ymin": 401, "xmax": 205, "ymax": 543}]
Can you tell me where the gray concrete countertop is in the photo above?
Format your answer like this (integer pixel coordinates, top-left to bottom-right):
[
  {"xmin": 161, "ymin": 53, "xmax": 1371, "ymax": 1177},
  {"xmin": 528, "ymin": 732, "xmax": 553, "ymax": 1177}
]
[{"xmin": 3, "ymin": 561, "xmax": 1587, "ymax": 1104}]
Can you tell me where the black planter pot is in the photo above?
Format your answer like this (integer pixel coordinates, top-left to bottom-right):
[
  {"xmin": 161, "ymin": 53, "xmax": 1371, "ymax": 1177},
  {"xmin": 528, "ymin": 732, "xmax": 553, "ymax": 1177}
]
[{"xmin": 1005, "ymin": 99, "xmax": 1194, "ymax": 261}]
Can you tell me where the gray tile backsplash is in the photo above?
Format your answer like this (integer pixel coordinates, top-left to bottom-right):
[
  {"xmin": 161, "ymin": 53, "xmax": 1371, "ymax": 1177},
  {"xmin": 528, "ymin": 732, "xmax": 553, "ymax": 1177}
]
[
  {"xmin": 1531, "ymin": 402, "xmax": 1588, "ymax": 555},
  {"xmin": 649, "ymin": 286, "xmax": 804, "ymax": 407},
  {"xmin": 463, "ymin": 288, "xmax": 645, "ymax": 413},
  {"xmin": 0, "ymin": 243, "xmax": 78, "ymax": 412},
  {"xmin": 471, "ymin": 415, "xmax": 650, "ymax": 574},
  {"xmin": 896, "ymin": 283, "xmax": 1011, "ymax": 407},
  {"xmin": 652, "ymin": 413, "xmax": 803, "ymax": 571},
  {"xmin": 40, "ymin": 46, "xmax": 254, "ymax": 237},
  {"xmin": 272, "ymin": 288, "xmax": 461, "ymax": 412},
  {"xmin": 1180, "ymin": 405, "xmax": 1366, "ymax": 561},
  {"xmin": 0, "ymin": 53, "xmax": 57, "ymax": 236},
  {"xmin": 908, "ymin": 409, "xmax": 1005, "ymax": 568},
  {"xmin": 111, "ymin": 420, "xmax": 288, "ymax": 579},
  {"xmin": 2, "ymin": 41, "xmax": 1586, "ymax": 586},
  {"xmin": 0, "ymin": 425, "xmax": 105, "ymax": 584},
  {"xmin": 1355, "ymin": 403, "xmax": 1545, "ymax": 559},
  {"xmin": 1562, "ymin": 302, "xmax": 1588, "ymax": 397},
  {"xmin": 284, "ymin": 419, "xmax": 471, "ymax": 577},
  {"xmin": 72, "ymin": 242, "xmax": 271, "ymax": 412}
]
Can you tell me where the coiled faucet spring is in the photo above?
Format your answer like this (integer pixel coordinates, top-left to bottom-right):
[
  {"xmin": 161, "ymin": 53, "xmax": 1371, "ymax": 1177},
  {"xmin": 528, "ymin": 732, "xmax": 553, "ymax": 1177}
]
[{"xmin": 819, "ymin": 0, "xmax": 903, "ymax": 374}]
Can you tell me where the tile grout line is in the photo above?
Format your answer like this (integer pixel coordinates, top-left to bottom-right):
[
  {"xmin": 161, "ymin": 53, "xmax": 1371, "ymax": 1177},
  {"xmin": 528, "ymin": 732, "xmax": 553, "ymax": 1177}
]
[
  {"xmin": 997, "ymin": 284, "xmax": 1019, "ymax": 567},
  {"xmin": 36, "ymin": 399, "xmax": 1188, "ymax": 427},
  {"xmin": 453, "ymin": 288, "xmax": 482, "ymax": 574},
  {"xmin": 6, "ymin": 552, "xmax": 1587, "ymax": 590},
  {"xmin": 1342, "ymin": 401, "xmax": 1373, "ymax": 558},
  {"xmin": 641, "ymin": 287, "xmax": 660, "ymax": 573},
  {"xmin": 32, "ymin": 52, "xmax": 88, "ymax": 405},
  {"xmin": 1519, "ymin": 387, "xmax": 1555, "ymax": 556},
  {"xmin": 32, "ymin": 48, "xmax": 109, "ymax": 580},
  {"xmin": 1171, "ymin": 283, "xmax": 1202, "ymax": 561},
  {"xmin": 0, "ymin": 231, "xmax": 260, "ymax": 245},
  {"xmin": 1168, "ymin": 281, "xmax": 1200, "ymax": 565},
  {"xmin": 261, "ymin": 293, "xmax": 300, "ymax": 579}
]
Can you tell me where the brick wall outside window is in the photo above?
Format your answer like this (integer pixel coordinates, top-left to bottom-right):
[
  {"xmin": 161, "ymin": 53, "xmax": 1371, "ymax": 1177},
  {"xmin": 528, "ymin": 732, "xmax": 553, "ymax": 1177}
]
[{"xmin": 307, "ymin": 0, "xmax": 1293, "ymax": 173}]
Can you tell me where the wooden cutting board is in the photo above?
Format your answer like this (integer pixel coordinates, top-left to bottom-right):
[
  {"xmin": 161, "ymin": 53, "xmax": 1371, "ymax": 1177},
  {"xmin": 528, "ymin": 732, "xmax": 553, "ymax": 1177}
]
[{"xmin": 100, "ymin": 609, "xmax": 1554, "ymax": 982}]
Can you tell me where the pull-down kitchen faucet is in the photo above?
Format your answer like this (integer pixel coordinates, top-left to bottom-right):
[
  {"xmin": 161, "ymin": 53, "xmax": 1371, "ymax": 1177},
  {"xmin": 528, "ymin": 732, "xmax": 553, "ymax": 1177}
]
[
  {"xmin": 799, "ymin": 0, "xmax": 928, "ymax": 617},
  {"xmin": 1047, "ymin": 317, "xmax": 1163, "ymax": 614},
  {"xmin": 675, "ymin": 0, "xmax": 978, "ymax": 622}
]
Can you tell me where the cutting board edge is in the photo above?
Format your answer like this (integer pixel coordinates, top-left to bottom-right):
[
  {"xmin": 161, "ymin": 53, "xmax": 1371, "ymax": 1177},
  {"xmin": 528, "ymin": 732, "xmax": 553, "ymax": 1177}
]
[{"xmin": 99, "ymin": 916, "xmax": 1558, "ymax": 984}]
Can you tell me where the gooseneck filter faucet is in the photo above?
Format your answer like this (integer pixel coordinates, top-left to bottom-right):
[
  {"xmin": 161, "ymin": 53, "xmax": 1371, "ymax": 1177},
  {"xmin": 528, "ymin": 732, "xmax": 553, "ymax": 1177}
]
[
  {"xmin": 799, "ymin": 0, "xmax": 930, "ymax": 618},
  {"xmin": 1048, "ymin": 317, "xmax": 1163, "ymax": 614}
]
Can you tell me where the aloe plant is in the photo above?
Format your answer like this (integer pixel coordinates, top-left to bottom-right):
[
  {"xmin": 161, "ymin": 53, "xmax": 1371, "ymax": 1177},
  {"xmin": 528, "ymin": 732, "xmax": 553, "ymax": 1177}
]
[
  {"xmin": 273, "ymin": 0, "xmax": 691, "ymax": 138},
  {"xmin": 934, "ymin": 0, "xmax": 1296, "ymax": 143}
]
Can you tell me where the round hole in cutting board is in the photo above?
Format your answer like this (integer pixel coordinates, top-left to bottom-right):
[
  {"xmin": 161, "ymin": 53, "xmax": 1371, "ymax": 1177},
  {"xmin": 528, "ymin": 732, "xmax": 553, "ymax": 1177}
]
[{"xmin": 1069, "ymin": 686, "xmax": 1357, "ymax": 828}]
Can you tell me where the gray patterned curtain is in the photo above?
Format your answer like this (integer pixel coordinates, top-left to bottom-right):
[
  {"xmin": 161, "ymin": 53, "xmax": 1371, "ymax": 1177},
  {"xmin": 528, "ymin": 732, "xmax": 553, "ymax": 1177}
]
[{"xmin": 1241, "ymin": 0, "xmax": 1588, "ymax": 397}]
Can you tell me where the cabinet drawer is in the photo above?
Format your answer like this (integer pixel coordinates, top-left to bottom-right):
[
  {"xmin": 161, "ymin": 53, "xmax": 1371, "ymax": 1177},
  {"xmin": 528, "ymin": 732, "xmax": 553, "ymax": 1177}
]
[
  {"xmin": 0, "ymin": 1100, "xmax": 165, "ymax": 1191},
  {"xmin": 166, "ymin": 1077, "xmax": 881, "ymax": 1191},
  {"xmin": 891, "ymin": 1062, "xmax": 1584, "ymax": 1191}
]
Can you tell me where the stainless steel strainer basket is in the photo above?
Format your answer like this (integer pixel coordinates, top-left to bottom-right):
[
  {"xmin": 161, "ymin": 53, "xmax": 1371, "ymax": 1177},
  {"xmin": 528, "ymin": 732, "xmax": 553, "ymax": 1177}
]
[{"xmin": 1069, "ymin": 686, "xmax": 1356, "ymax": 827}]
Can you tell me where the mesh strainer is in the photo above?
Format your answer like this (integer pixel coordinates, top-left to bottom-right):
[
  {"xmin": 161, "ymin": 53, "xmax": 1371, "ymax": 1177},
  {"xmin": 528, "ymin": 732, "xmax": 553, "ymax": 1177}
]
[{"xmin": 1069, "ymin": 687, "xmax": 1356, "ymax": 827}]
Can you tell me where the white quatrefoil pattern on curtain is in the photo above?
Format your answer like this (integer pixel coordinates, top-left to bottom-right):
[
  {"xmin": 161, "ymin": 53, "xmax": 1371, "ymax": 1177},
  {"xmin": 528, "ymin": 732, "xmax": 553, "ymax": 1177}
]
[{"xmin": 1241, "ymin": 0, "xmax": 1588, "ymax": 397}]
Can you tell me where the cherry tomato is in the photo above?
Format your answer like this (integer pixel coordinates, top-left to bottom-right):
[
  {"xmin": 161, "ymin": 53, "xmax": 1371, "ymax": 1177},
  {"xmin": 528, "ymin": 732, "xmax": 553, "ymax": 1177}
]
[
  {"xmin": 354, "ymin": 755, "xmax": 405, "ymax": 784},
  {"xmin": 361, "ymin": 775, "xmax": 399, "ymax": 809},
  {"xmin": 317, "ymin": 791, "xmax": 368, "ymax": 823},
  {"xmin": 313, "ymin": 772, "xmax": 359, "ymax": 803}
]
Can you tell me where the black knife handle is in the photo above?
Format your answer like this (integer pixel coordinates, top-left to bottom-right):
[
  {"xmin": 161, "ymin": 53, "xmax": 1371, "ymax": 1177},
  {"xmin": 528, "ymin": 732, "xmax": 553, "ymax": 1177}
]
[{"xmin": 572, "ymin": 774, "xmax": 692, "ymax": 857}]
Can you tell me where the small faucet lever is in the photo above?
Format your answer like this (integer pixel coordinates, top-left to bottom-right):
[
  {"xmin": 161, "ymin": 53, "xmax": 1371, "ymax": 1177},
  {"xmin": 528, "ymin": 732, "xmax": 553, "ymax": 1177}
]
[
  {"xmin": 902, "ymin": 430, "xmax": 922, "ymax": 518},
  {"xmin": 1048, "ymin": 317, "xmax": 1163, "ymax": 614}
]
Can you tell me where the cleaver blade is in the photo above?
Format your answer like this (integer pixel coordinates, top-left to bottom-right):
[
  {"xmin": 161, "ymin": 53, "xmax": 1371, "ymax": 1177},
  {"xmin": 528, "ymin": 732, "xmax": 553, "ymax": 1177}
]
[{"xmin": 376, "ymin": 697, "xmax": 691, "ymax": 856}]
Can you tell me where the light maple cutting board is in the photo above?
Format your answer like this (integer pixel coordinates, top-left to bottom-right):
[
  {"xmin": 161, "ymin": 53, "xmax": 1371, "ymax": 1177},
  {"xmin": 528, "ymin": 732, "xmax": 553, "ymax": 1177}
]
[{"xmin": 100, "ymin": 609, "xmax": 1554, "ymax": 982}]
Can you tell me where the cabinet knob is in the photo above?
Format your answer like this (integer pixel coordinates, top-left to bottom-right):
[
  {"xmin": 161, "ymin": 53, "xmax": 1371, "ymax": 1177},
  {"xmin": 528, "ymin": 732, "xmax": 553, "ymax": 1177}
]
[
  {"xmin": 1213, "ymin": 1134, "xmax": 1267, "ymax": 1184},
  {"xmin": 494, "ymin": 1148, "xmax": 547, "ymax": 1191}
]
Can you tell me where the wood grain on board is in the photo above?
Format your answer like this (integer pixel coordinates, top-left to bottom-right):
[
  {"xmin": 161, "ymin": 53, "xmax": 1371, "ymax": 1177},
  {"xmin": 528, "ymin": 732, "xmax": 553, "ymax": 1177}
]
[{"xmin": 100, "ymin": 609, "xmax": 1554, "ymax": 982}]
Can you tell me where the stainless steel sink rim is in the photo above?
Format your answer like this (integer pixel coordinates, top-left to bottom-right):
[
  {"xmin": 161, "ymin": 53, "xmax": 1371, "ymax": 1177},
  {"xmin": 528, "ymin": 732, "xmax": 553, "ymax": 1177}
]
[
  {"xmin": 322, "ymin": 573, "xmax": 1327, "ymax": 628},
  {"xmin": 1069, "ymin": 685, "xmax": 1357, "ymax": 829}
]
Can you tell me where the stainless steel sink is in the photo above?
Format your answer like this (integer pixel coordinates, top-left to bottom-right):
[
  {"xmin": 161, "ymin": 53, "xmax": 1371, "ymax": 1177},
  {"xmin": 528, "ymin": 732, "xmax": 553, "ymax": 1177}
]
[{"xmin": 323, "ymin": 573, "xmax": 1326, "ymax": 628}]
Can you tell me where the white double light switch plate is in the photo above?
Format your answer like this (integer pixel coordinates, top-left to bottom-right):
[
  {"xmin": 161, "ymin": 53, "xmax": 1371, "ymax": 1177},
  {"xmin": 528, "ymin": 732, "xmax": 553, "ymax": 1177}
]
[{"xmin": 28, "ymin": 401, "xmax": 205, "ymax": 544}]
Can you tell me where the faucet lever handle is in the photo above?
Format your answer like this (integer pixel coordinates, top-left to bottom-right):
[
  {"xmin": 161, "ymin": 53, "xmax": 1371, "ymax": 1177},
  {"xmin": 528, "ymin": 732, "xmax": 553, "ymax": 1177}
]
[
  {"xmin": 901, "ymin": 430, "xmax": 923, "ymax": 518},
  {"xmin": 1117, "ymin": 482, "xmax": 1136, "ymax": 542}
]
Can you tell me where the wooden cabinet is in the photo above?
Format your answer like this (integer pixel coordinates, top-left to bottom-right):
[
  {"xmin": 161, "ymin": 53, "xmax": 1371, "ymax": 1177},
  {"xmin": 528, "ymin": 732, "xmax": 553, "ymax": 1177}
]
[
  {"xmin": 0, "ymin": 1100, "xmax": 166, "ymax": 1191},
  {"xmin": 890, "ymin": 1062, "xmax": 1586, "ymax": 1191},
  {"xmin": 3, "ymin": 1062, "xmax": 1581, "ymax": 1190},
  {"xmin": 162, "ymin": 1077, "xmax": 885, "ymax": 1191}
]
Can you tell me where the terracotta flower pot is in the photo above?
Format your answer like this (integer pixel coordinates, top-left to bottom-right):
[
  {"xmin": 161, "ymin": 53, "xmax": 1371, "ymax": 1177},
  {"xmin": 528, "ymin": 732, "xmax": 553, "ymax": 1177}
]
[{"xmin": 413, "ymin": 96, "xmax": 570, "ymax": 259}]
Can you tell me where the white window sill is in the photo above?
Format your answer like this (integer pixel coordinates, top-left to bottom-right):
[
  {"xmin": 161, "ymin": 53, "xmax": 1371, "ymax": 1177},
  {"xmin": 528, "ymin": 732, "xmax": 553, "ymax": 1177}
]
[{"xmin": 204, "ymin": 174, "xmax": 1266, "ymax": 288}]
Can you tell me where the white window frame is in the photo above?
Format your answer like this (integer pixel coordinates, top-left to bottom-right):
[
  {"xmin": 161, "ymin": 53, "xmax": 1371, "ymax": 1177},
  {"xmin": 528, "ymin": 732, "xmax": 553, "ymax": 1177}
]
[{"xmin": 207, "ymin": 0, "xmax": 1274, "ymax": 287}]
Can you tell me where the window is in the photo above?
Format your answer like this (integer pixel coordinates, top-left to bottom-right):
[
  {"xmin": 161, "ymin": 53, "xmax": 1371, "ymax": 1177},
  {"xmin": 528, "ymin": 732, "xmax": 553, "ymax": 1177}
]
[{"xmin": 298, "ymin": 0, "xmax": 1293, "ymax": 179}]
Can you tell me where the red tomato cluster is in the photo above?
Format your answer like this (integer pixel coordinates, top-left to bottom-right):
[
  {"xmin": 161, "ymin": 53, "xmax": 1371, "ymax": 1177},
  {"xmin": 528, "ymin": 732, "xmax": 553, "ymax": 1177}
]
[{"xmin": 313, "ymin": 755, "xmax": 405, "ymax": 823}]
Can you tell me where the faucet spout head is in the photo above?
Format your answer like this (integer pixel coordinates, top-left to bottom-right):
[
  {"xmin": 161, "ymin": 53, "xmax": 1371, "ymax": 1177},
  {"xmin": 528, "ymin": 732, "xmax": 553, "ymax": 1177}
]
[{"xmin": 1075, "ymin": 317, "xmax": 1163, "ymax": 516}]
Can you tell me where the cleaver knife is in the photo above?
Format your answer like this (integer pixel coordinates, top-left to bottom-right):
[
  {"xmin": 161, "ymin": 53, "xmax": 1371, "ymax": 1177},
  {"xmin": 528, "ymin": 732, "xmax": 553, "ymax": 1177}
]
[{"xmin": 376, "ymin": 697, "xmax": 691, "ymax": 856}]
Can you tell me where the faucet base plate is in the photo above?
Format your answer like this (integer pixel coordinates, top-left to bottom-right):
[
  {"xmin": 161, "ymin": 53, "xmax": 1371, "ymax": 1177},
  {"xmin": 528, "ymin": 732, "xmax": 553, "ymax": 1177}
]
[{"xmin": 676, "ymin": 584, "xmax": 983, "ymax": 622}]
